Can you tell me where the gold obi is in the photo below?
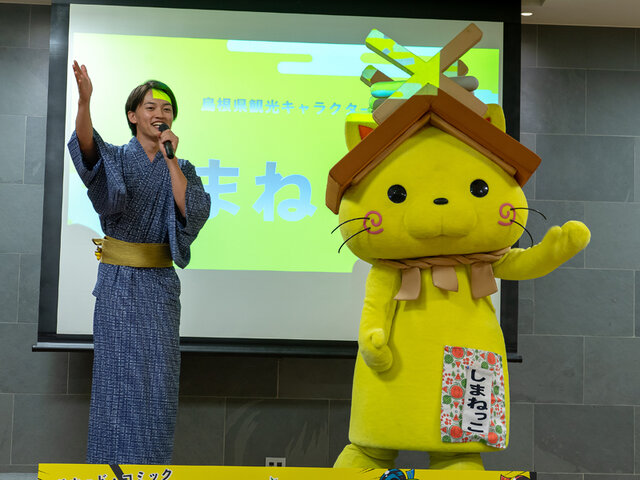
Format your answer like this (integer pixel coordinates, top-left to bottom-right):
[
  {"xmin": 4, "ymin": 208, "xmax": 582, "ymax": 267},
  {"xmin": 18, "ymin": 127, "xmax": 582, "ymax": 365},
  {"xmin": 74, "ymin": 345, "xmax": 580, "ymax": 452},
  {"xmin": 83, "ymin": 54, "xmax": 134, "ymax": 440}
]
[{"xmin": 92, "ymin": 236, "xmax": 173, "ymax": 268}]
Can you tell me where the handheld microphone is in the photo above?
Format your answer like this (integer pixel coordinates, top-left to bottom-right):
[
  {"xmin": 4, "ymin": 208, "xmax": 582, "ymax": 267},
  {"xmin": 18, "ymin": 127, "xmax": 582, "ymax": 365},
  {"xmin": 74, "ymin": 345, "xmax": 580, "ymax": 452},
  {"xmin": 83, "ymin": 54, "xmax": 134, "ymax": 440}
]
[{"xmin": 158, "ymin": 123, "xmax": 175, "ymax": 159}]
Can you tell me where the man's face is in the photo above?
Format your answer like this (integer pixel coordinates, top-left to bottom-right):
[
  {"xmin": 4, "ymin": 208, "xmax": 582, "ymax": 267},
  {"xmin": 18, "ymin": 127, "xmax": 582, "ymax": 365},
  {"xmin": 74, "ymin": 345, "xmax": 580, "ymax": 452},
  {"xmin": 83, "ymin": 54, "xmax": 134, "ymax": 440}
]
[{"xmin": 128, "ymin": 89, "xmax": 174, "ymax": 140}]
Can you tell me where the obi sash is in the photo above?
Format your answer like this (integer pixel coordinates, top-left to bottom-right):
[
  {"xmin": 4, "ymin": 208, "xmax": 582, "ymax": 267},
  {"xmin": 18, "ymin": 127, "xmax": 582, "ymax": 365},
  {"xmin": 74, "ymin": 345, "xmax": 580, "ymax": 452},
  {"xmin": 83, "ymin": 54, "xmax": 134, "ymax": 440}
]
[{"xmin": 92, "ymin": 236, "xmax": 173, "ymax": 268}]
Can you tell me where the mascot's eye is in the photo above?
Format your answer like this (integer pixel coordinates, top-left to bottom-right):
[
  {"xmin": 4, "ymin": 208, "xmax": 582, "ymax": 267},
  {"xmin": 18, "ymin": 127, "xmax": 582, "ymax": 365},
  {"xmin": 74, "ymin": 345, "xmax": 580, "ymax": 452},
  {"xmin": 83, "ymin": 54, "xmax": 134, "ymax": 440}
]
[
  {"xmin": 387, "ymin": 184, "xmax": 407, "ymax": 203},
  {"xmin": 470, "ymin": 179, "xmax": 489, "ymax": 198}
]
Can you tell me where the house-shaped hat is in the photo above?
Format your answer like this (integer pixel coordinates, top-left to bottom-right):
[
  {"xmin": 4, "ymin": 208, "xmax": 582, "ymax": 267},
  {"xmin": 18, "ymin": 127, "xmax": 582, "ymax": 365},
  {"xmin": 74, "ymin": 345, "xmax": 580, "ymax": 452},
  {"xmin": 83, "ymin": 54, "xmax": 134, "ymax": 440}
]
[{"xmin": 325, "ymin": 25, "xmax": 541, "ymax": 214}]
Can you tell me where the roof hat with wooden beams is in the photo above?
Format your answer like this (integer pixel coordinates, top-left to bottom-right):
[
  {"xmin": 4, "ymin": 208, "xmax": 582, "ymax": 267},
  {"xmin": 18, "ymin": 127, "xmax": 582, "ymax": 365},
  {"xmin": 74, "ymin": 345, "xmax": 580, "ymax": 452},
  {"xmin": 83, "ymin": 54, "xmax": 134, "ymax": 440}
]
[{"xmin": 325, "ymin": 24, "xmax": 541, "ymax": 214}]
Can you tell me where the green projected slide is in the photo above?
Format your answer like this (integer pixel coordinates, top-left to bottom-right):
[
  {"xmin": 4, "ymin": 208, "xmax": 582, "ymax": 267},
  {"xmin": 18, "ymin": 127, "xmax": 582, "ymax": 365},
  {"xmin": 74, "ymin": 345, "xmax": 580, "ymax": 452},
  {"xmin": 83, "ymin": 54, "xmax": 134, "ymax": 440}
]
[{"xmin": 68, "ymin": 33, "xmax": 499, "ymax": 273}]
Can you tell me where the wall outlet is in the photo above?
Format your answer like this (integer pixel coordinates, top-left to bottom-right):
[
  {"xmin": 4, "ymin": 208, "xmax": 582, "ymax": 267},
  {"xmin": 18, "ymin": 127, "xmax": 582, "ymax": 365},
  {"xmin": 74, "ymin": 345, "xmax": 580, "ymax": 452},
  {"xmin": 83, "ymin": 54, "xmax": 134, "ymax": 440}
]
[{"xmin": 265, "ymin": 457, "xmax": 286, "ymax": 467}]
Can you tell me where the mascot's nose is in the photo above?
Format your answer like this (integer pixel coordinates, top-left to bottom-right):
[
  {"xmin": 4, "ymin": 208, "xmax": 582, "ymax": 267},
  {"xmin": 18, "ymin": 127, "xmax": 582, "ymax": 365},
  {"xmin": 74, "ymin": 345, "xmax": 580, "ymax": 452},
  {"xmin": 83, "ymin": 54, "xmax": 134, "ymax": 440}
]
[{"xmin": 433, "ymin": 197, "xmax": 449, "ymax": 205}]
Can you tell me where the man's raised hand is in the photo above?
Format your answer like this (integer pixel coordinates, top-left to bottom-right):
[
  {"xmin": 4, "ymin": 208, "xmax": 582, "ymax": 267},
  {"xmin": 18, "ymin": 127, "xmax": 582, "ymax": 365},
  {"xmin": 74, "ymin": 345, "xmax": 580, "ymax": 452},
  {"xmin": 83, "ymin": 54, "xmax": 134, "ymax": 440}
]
[{"xmin": 72, "ymin": 60, "xmax": 93, "ymax": 104}]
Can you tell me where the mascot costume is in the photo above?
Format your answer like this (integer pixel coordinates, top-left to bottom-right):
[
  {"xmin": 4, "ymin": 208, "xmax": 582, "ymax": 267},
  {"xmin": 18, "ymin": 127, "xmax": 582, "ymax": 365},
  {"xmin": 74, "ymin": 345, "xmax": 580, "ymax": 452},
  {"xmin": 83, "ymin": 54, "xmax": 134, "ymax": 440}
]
[{"xmin": 327, "ymin": 25, "xmax": 590, "ymax": 470}]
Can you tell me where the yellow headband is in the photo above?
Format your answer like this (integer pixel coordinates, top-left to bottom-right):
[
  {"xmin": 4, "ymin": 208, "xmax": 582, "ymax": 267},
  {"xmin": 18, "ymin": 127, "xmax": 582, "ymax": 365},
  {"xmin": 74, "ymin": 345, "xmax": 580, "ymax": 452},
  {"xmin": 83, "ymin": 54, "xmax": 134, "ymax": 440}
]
[{"xmin": 152, "ymin": 88, "xmax": 172, "ymax": 104}]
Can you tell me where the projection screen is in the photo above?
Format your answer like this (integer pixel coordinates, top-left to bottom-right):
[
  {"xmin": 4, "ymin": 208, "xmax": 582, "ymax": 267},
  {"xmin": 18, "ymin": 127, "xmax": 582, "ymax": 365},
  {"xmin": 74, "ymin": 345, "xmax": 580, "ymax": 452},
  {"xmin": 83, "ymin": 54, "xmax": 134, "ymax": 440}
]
[{"xmin": 37, "ymin": 0, "xmax": 522, "ymax": 357}]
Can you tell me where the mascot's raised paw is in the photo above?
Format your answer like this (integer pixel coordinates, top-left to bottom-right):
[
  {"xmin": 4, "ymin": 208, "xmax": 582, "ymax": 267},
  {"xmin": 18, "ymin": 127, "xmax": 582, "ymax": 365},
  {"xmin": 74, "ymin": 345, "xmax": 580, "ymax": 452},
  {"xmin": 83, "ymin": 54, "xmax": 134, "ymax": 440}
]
[
  {"xmin": 495, "ymin": 220, "xmax": 591, "ymax": 281},
  {"xmin": 534, "ymin": 220, "xmax": 591, "ymax": 269},
  {"xmin": 549, "ymin": 220, "xmax": 591, "ymax": 255}
]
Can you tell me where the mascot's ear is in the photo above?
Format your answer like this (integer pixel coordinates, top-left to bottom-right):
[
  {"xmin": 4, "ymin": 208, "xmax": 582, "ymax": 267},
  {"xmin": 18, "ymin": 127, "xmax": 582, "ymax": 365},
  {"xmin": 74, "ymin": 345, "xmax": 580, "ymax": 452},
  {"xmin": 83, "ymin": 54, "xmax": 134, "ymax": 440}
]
[
  {"xmin": 483, "ymin": 104, "xmax": 506, "ymax": 132},
  {"xmin": 345, "ymin": 113, "xmax": 378, "ymax": 151}
]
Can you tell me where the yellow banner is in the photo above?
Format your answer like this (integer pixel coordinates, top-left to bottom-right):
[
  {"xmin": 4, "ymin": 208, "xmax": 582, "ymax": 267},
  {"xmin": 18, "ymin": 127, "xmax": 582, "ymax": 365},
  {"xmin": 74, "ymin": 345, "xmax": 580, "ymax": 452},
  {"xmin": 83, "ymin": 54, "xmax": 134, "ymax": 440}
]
[{"xmin": 39, "ymin": 464, "xmax": 534, "ymax": 480}]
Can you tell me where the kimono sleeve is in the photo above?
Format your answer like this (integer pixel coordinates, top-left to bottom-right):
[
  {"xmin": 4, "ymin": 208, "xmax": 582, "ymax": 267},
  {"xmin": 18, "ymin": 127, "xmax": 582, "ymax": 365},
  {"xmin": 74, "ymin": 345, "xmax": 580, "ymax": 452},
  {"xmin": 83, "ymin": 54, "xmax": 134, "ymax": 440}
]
[
  {"xmin": 67, "ymin": 129, "xmax": 126, "ymax": 216},
  {"xmin": 168, "ymin": 159, "xmax": 211, "ymax": 268}
]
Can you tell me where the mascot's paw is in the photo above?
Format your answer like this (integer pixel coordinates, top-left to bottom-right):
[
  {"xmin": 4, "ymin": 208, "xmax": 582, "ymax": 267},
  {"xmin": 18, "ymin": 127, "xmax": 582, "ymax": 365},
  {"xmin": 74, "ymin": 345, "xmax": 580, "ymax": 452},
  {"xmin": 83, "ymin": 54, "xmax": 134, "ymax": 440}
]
[
  {"xmin": 360, "ymin": 328, "xmax": 393, "ymax": 372},
  {"xmin": 542, "ymin": 220, "xmax": 591, "ymax": 260},
  {"xmin": 497, "ymin": 220, "xmax": 591, "ymax": 279}
]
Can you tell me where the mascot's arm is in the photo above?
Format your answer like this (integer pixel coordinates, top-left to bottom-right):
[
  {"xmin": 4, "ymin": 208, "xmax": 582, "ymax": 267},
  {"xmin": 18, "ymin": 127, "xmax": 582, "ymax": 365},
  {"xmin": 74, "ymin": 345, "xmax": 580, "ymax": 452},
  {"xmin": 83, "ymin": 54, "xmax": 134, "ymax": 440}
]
[
  {"xmin": 493, "ymin": 220, "xmax": 590, "ymax": 280},
  {"xmin": 358, "ymin": 264, "xmax": 400, "ymax": 372}
]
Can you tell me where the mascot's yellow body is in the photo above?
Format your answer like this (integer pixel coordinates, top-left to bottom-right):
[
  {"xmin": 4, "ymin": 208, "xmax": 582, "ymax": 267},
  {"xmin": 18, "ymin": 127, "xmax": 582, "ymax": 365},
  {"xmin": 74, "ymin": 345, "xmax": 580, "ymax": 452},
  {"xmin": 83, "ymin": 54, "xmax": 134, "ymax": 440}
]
[{"xmin": 333, "ymin": 108, "xmax": 590, "ymax": 469}]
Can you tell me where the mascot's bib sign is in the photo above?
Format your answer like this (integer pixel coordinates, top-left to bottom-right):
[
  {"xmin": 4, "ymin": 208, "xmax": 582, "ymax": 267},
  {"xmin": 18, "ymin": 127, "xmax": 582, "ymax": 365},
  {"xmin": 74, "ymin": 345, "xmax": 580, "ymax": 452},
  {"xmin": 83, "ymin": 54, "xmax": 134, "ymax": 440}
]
[{"xmin": 38, "ymin": 465, "xmax": 535, "ymax": 480}]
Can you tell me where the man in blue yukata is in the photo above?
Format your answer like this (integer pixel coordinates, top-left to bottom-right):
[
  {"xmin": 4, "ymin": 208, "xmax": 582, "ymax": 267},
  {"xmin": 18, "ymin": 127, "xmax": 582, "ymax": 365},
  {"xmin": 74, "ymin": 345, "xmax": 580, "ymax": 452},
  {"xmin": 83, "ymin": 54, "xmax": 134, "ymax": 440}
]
[{"xmin": 68, "ymin": 61, "xmax": 211, "ymax": 464}]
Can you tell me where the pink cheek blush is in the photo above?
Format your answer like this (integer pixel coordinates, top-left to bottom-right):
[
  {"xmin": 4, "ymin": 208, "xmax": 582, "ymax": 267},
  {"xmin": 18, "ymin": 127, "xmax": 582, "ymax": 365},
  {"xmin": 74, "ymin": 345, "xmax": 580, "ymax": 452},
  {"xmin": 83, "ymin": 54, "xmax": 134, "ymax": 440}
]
[
  {"xmin": 364, "ymin": 210, "xmax": 384, "ymax": 234},
  {"xmin": 498, "ymin": 202, "xmax": 516, "ymax": 226}
]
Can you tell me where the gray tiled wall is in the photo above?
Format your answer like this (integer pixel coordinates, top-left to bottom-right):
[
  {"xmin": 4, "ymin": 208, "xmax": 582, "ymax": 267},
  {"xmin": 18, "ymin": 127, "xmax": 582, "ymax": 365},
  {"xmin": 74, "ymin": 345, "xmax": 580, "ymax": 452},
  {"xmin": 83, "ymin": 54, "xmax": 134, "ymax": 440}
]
[
  {"xmin": 1, "ymin": 5, "xmax": 639, "ymax": 476},
  {"xmin": 513, "ymin": 24, "xmax": 640, "ymax": 476}
]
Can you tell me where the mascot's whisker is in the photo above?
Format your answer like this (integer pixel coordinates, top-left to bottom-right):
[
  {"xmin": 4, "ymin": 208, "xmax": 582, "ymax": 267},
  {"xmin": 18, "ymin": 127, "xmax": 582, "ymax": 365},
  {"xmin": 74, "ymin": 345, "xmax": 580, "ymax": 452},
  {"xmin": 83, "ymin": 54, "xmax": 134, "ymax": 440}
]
[
  {"xmin": 510, "ymin": 219, "xmax": 534, "ymax": 248},
  {"xmin": 510, "ymin": 206, "xmax": 547, "ymax": 221},
  {"xmin": 332, "ymin": 216, "xmax": 370, "ymax": 234},
  {"xmin": 338, "ymin": 227, "xmax": 371, "ymax": 253}
]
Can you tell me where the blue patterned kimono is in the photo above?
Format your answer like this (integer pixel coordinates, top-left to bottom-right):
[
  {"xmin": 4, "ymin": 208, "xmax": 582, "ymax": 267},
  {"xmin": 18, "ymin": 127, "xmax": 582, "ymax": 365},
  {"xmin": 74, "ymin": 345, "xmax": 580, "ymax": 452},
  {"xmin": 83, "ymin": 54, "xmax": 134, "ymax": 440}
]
[{"xmin": 68, "ymin": 130, "xmax": 211, "ymax": 464}]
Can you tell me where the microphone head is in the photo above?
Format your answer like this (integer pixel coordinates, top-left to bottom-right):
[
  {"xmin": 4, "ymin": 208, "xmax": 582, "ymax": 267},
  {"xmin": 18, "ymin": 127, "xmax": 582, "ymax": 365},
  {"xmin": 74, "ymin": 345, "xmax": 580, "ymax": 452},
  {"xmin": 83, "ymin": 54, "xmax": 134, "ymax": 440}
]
[{"xmin": 158, "ymin": 123, "xmax": 170, "ymax": 132}]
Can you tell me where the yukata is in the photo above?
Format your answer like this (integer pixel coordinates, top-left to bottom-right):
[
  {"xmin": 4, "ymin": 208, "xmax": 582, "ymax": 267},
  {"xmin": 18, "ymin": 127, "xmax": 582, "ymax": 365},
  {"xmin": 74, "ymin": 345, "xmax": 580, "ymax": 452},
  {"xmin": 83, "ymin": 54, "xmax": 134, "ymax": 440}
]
[{"xmin": 68, "ymin": 130, "xmax": 211, "ymax": 464}]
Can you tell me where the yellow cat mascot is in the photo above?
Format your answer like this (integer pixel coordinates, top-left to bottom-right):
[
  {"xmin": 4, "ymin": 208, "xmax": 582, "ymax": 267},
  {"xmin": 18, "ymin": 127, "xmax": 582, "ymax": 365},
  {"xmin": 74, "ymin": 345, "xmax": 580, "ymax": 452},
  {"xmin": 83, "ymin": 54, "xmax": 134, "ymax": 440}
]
[{"xmin": 326, "ymin": 26, "xmax": 590, "ymax": 471}]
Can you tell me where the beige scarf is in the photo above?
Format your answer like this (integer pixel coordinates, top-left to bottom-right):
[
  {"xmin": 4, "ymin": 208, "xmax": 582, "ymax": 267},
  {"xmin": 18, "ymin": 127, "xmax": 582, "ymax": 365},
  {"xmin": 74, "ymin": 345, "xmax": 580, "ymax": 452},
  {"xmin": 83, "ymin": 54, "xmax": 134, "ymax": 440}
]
[{"xmin": 377, "ymin": 248, "xmax": 509, "ymax": 300}]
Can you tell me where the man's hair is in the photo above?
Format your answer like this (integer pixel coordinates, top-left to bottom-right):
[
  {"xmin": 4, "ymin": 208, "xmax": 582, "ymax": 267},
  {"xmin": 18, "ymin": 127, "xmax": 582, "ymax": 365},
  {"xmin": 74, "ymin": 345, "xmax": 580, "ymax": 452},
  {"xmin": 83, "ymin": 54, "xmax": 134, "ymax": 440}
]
[{"xmin": 125, "ymin": 80, "xmax": 178, "ymax": 136}]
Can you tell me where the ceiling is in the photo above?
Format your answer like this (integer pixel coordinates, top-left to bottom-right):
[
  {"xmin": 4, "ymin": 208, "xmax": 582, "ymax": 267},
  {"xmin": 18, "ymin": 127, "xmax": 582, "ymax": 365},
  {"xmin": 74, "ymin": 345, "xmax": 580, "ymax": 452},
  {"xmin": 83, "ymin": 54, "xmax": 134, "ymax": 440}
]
[
  {"xmin": 1, "ymin": 0, "xmax": 639, "ymax": 27},
  {"xmin": 521, "ymin": 0, "xmax": 640, "ymax": 27}
]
